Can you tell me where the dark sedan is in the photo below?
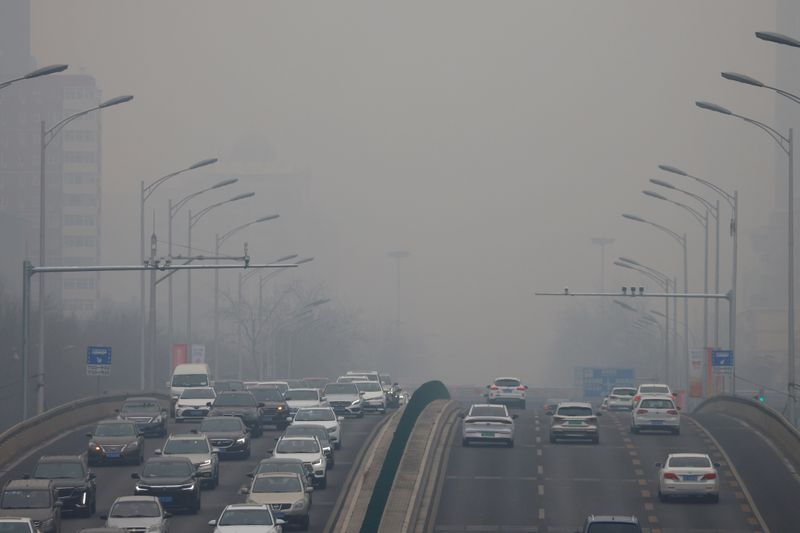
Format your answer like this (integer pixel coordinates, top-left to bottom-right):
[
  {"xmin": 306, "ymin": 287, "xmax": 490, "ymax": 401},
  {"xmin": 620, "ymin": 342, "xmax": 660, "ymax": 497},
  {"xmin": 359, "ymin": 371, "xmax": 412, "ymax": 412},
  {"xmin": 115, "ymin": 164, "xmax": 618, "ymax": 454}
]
[
  {"xmin": 248, "ymin": 387, "xmax": 291, "ymax": 430},
  {"xmin": 28, "ymin": 455, "xmax": 96, "ymax": 517},
  {"xmin": 117, "ymin": 397, "xmax": 167, "ymax": 437},
  {"xmin": 86, "ymin": 420, "xmax": 144, "ymax": 465},
  {"xmin": 207, "ymin": 391, "xmax": 264, "ymax": 437},
  {"xmin": 197, "ymin": 416, "xmax": 251, "ymax": 459},
  {"xmin": 132, "ymin": 457, "xmax": 203, "ymax": 513}
]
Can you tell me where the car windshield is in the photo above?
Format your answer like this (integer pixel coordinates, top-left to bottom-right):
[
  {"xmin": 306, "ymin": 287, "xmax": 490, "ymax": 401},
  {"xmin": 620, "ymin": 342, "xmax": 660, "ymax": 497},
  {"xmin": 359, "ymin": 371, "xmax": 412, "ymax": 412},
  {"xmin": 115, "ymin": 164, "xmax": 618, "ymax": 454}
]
[
  {"xmin": 252, "ymin": 475, "xmax": 302, "ymax": 493},
  {"xmin": 294, "ymin": 408, "xmax": 335, "ymax": 421},
  {"xmin": 325, "ymin": 384, "xmax": 357, "ymax": 395},
  {"xmin": 110, "ymin": 500, "xmax": 161, "ymax": 518},
  {"xmin": 200, "ymin": 418, "xmax": 242, "ymax": 432},
  {"xmin": 470, "ymin": 406, "xmax": 507, "ymax": 417},
  {"xmin": 250, "ymin": 388, "xmax": 283, "ymax": 402},
  {"xmin": 142, "ymin": 461, "xmax": 193, "ymax": 478},
  {"xmin": 495, "ymin": 378, "xmax": 521, "ymax": 387},
  {"xmin": 640, "ymin": 399, "xmax": 675, "ymax": 409},
  {"xmin": 94, "ymin": 423, "xmax": 136, "ymax": 437},
  {"xmin": 163, "ymin": 438, "xmax": 210, "ymax": 454},
  {"xmin": 286, "ymin": 390, "xmax": 318, "ymax": 401},
  {"xmin": 180, "ymin": 388, "xmax": 215, "ymax": 399},
  {"xmin": 557, "ymin": 406, "xmax": 593, "ymax": 417},
  {"xmin": 256, "ymin": 463, "xmax": 306, "ymax": 477},
  {"xmin": 276, "ymin": 439, "xmax": 320, "ymax": 454},
  {"xmin": 1, "ymin": 490, "xmax": 50, "ymax": 509},
  {"xmin": 587, "ymin": 524, "xmax": 641, "ymax": 533},
  {"xmin": 215, "ymin": 381, "xmax": 245, "ymax": 391},
  {"xmin": 285, "ymin": 426, "xmax": 328, "ymax": 442},
  {"xmin": 612, "ymin": 388, "xmax": 636, "ymax": 396},
  {"xmin": 640, "ymin": 385, "xmax": 669, "ymax": 394},
  {"xmin": 219, "ymin": 509, "xmax": 273, "ymax": 526},
  {"xmin": 121, "ymin": 400, "xmax": 160, "ymax": 412},
  {"xmin": 214, "ymin": 393, "xmax": 256, "ymax": 407},
  {"xmin": 668, "ymin": 456, "xmax": 711, "ymax": 468},
  {"xmin": 172, "ymin": 374, "xmax": 208, "ymax": 387},
  {"xmin": 32, "ymin": 462, "xmax": 84, "ymax": 479},
  {"xmin": 355, "ymin": 382, "xmax": 382, "ymax": 392},
  {"xmin": 0, "ymin": 523, "xmax": 34, "ymax": 533}
]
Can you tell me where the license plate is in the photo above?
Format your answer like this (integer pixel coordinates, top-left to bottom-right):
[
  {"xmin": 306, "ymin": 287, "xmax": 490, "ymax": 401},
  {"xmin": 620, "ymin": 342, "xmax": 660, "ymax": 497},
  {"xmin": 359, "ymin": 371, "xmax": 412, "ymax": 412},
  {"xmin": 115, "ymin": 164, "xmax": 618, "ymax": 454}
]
[
  {"xmin": 481, "ymin": 432, "xmax": 495, "ymax": 437},
  {"xmin": 502, "ymin": 388, "xmax": 513, "ymax": 393},
  {"xmin": 567, "ymin": 420, "xmax": 584, "ymax": 426},
  {"xmin": 650, "ymin": 420, "xmax": 664, "ymax": 425},
  {"xmin": 158, "ymin": 496, "xmax": 173, "ymax": 503},
  {"xmin": 683, "ymin": 475, "xmax": 698, "ymax": 481},
  {"xmin": 106, "ymin": 453, "xmax": 120, "ymax": 458}
]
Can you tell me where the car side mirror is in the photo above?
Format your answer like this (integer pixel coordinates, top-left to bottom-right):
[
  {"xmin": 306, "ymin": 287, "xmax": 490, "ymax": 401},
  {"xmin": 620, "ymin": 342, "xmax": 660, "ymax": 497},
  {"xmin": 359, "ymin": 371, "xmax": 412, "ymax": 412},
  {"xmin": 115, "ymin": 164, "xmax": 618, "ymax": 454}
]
[
  {"xmin": 457, "ymin": 412, "xmax": 465, "ymax": 418},
  {"xmin": 99, "ymin": 514, "xmax": 108, "ymax": 520},
  {"xmin": 21, "ymin": 474, "xmax": 30, "ymax": 479},
  {"xmin": 207, "ymin": 519, "xmax": 216, "ymax": 526},
  {"xmin": 276, "ymin": 519, "xmax": 286, "ymax": 526},
  {"xmin": 654, "ymin": 462, "xmax": 662, "ymax": 468},
  {"xmin": 485, "ymin": 385, "xmax": 491, "ymax": 389},
  {"xmin": 206, "ymin": 402, "xmax": 212, "ymax": 407},
  {"xmin": 246, "ymin": 472, "xmax": 254, "ymax": 478},
  {"xmin": 85, "ymin": 433, "xmax": 93, "ymax": 438},
  {"xmin": 137, "ymin": 432, "xmax": 145, "ymax": 437},
  {"xmin": 677, "ymin": 406, "xmax": 682, "ymax": 410},
  {"xmin": 596, "ymin": 412, "xmax": 603, "ymax": 416},
  {"xmin": 258, "ymin": 402, "xmax": 265, "ymax": 408},
  {"xmin": 306, "ymin": 486, "xmax": 314, "ymax": 493},
  {"xmin": 131, "ymin": 473, "xmax": 140, "ymax": 479},
  {"xmin": 201, "ymin": 471, "xmax": 212, "ymax": 478},
  {"xmin": 239, "ymin": 486, "xmax": 250, "ymax": 495},
  {"xmin": 164, "ymin": 511, "xmax": 172, "ymax": 518},
  {"xmin": 359, "ymin": 392, "xmax": 365, "ymax": 396},
  {"xmin": 546, "ymin": 412, "xmax": 553, "ymax": 416},
  {"xmin": 525, "ymin": 385, "xmax": 529, "ymax": 390},
  {"xmin": 338, "ymin": 416, "xmax": 344, "ymax": 422},
  {"xmin": 154, "ymin": 449, "xmax": 162, "ymax": 456},
  {"xmin": 114, "ymin": 408, "xmax": 120, "ymax": 413},
  {"xmin": 212, "ymin": 448, "xmax": 220, "ymax": 455},
  {"xmin": 54, "ymin": 501, "xmax": 63, "ymax": 508},
  {"xmin": 512, "ymin": 414, "xmax": 519, "ymax": 419},
  {"xmin": 713, "ymin": 462, "xmax": 721, "ymax": 468},
  {"xmin": 88, "ymin": 472, "xmax": 96, "ymax": 480}
]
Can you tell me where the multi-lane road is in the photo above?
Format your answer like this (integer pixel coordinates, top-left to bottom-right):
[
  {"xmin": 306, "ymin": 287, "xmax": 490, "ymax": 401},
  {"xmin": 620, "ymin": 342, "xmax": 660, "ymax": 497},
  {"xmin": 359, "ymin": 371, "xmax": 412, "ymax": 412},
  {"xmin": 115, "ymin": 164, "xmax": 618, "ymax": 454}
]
[
  {"xmin": 435, "ymin": 398, "xmax": 769, "ymax": 532},
  {"xmin": 0, "ymin": 412, "xmax": 385, "ymax": 533}
]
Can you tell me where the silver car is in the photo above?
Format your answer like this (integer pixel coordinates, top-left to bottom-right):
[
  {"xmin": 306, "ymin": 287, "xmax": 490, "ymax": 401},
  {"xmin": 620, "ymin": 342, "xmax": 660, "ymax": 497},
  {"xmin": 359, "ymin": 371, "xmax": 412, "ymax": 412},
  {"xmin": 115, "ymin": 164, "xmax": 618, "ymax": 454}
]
[
  {"xmin": 461, "ymin": 404, "xmax": 517, "ymax": 447},
  {"xmin": 102, "ymin": 496, "xmax": 169, "ymax": 533},
  {"xmin": 208, "ymin": 503, "xmax": 285, "ymax": 533},
  {"xmin": 548, "ymin": 402, "xmax": 600, "ymax": 444}
]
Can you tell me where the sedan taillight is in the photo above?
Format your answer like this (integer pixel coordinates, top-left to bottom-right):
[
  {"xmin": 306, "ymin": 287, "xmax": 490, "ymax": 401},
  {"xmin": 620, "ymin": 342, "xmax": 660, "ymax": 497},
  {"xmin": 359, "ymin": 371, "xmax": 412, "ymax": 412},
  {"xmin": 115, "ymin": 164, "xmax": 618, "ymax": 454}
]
[
  {"xmin": 663, "ymin": 472, "xmax": 679, "ymax": 480},
  {"xmin": 701, "ymin": 473, "xmax": 717, "ymax": 480},
  {"xmin": 636, "ymin": 409, "xmax": 648, "ymax": 414},
  {"xmin": 666, "ymin": 409, "xmax": 679, "ymax": 415},
  {"xmin": 489, "ymin": 385, "xmax": 498, "ymax": 390},
  {"xmin": 516, "ymin": 386, "xmax": 526, "ymax": 391}
]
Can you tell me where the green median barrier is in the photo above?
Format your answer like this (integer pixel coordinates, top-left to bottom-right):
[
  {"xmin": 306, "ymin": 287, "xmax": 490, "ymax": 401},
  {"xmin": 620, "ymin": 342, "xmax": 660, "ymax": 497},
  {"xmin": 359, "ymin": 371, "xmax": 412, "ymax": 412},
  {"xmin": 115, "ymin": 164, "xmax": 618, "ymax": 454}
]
[{"xmin": 359, "ymin": 380, "xmax": 450, "ymax": 533}]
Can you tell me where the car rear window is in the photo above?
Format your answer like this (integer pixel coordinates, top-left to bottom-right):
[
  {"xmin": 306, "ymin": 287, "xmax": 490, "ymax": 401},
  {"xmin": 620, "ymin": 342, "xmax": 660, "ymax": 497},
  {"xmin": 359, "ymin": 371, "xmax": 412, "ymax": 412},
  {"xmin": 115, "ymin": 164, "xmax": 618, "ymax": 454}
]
[
  {"xmin": 639, "ymin": 399, "xmax": 675, "ymax": 409},
  {"xmin": 556, "ymin": 406, "xmax": 593, "ymax": 417},
  {"xmin": 494, "ymin": 378, "xmax": 520, "ymax": 387},
  {"xmin": 612, "ymin": 388, "xmax": 636, "ymax": 396},
  {"xmin": 668, "ymin": 456, "xmax": 711, "ymax": 468},
  {"xmin": 470, "ymin": 406, "xmax": 507, "ymax": 417},
  {"xmin": 640, "ymin": 385, "xmax": 669, "ymax": 394}
]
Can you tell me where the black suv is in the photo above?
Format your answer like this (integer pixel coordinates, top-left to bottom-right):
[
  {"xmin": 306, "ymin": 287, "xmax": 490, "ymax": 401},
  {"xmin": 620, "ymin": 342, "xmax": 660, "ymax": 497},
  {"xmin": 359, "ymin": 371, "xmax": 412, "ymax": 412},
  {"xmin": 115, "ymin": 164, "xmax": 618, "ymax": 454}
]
[
  {"xmin": 197, "ymin": 417, "xmax": 251, "ymax": 460},
  {"xmin": 248, "ymin": 387, "xmax": 291, "ymax": 430},
  {"xmin": 0, "ymin": 479, "xmax": 61, "ymax": 533},
  {"xmin": 116, "ymin": 397, "xmax": 167, "ymax": 437},
  {"xmin": 132, "ymin": 457, "xmax": 203, "ymax": 514},
  {"xmin": 207, "ymin": 391, "xmax": 264, "ymax": 437},
  {"xmin": 27, "ymin": 455, "xmax": 96, "ymax": 517}
]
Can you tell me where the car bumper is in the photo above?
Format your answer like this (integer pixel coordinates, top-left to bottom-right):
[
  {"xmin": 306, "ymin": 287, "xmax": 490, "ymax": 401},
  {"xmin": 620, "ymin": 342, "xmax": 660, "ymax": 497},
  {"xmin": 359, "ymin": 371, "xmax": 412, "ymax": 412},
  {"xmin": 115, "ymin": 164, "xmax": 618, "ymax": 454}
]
[
  {"xmin": 550, "ymin": 427, "xmax": 598, "ymax": 439},
  {"xmin": 632, "ymin": 418, "xmax": 680, "ymax": 429},
  {"xmin": 488, "ymin": 396, "xmax": 525, "ymax": 405},
  {"xmin": 56, "ymin": 490, "xmax": 91, "ymax": 513},
  {"xmin": 660, "ymin": 480, "xmax": 719, "ymax": 497},
  {"xmin": 137, "ymin": 489, "xmax": 198, "ymax": 510},
  {"xmin": 87, "ymin": 448, "xmax": 139, "ymax": 463},
  {"xmin": 607, "ymin": 401, "xmax": 633, "ymax": 410},
  {"xmin": 261, "ymin": 412, "xmax": 290, "ymax": 426},
  {"xmin": 211, "ymin": 440, "xmax": 249, "ymax": 458},
  {"xmin": 362, "ymin": 401, "xmax": 385, "ymax": 412},
  {"xmin": 175, "ymin": 408, "xmax": 210, "ymax": 421},
  {"xmin": 462, "ymin": 430, "xmax": 514, "ymax": 442}
]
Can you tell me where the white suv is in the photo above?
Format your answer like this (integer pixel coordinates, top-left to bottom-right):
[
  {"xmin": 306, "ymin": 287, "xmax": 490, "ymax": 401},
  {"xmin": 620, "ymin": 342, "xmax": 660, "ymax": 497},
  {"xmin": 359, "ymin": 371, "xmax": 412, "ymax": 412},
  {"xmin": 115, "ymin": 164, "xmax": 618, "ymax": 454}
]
[
  {"xmin": 607, "ymin": 387, "xmax": 637, "ymax": 411},
  {"xmin": 486, "ymin": 377, "xmax": 528, "ymax": 409},
  {"xmin": 292, "ymin": 407, "xmax": 344, "ymax": 449},
  {"xmin": 631, "ymin": 395, "xmax": 680, "ymax": 435},
  {"xmin": 271, "ymin": 436, "xmax": 328, "ymax": 489}
]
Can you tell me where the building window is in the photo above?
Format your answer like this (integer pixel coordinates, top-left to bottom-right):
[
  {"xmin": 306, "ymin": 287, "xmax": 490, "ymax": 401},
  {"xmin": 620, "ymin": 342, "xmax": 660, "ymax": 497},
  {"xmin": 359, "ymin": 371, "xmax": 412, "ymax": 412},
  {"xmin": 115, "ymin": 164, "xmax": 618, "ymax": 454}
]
[
  {"xmin": 63, "ymin": 151, "xmax": 96, "ymax": 164},
  {"xmin": 62, "ymin": 257, "xmax": 95, "ymax": 266},
  {"xmin": 64, "ymin": 130, "xmax": 96, "ymax": 143},
  {"xmin": 64, "ymin": 194, "xmax": 97, "ymax": 207},
  {"xmin": 63, "ymin": 214, "xmax": 95, "ymax": 226},
  {"xmin": 63, "ymin": 299, "xmax": 95, "ymax": 313},
  {"xmin": 63, "ymin": 173, "xmax": 97, "ymax": 184},
  {"xmin": 63, "ymin": 236, "xmax": 96, "ymax": 248},
  {"xmin": 63, "ymin": 278, "xmax": 96, "ymax": 290}
]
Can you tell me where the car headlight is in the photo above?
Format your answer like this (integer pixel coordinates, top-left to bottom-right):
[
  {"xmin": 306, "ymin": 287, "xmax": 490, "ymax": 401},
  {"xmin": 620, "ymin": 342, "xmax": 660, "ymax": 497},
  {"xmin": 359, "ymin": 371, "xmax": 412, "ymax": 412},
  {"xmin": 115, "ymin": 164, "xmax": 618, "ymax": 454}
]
[
  {"xmin": 126, "ymin": 440, "xmax": 139, "ymax": 450},
  {"xmin": 199, "ymin": 459, "xmax": 212, "ymax": 466},
  {"xmin": 292, "ymin": 499, "xmax": 305, "ymax": 510},
  {"xmin": 276, "ymin": 405, "xmax": 285, "ymax": 411},
  {"xmin": 146, "ymin": 525, "xmax": 162, "ymax": 533},
  {"xmin": 236, "ymin": 437, "xmax": 246, "ymax": 444},
  {"xmin": 134, "ymin": 484, "xmax": 148, "ymax": 492},
  {"xmin": 180, "ymin": 482, "xmax": 196, "ymax": 491},
  {"xmin": 327, "ymin": 427, "xmax": 336, "ymax": 433},
  {"xmin": 350, "ymin": 399, "xmax": 362, "ymax": 406}
]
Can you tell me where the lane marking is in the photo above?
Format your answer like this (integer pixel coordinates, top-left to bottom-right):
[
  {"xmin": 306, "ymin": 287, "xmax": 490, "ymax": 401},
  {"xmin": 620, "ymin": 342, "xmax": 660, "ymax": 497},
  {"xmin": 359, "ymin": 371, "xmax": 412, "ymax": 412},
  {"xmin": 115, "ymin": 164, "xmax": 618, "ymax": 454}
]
[
  {"xmin": 538, "ymin": 508, "xmax": 545, "ymax": 520},
  {"xmin": 537, "ymin": 484, "xmax": 544, "ymax": 496},
  {"xmin": 536, "ymin": 449, "xmax": 542, "ymax": 456},
  {"xmin": 537, "ymin": 465, "xmax": 543, "ymax": 475},
  {"xmin": 647, "ymin": 515, "xmax": 659, "ymax": 524},
  {"xmin": 644, "ymin": 502, "xmax": 654, "ymax": 511},
  {"xmin": 535, "ymin": 436, "xmax": 541, "ymax": 444}
]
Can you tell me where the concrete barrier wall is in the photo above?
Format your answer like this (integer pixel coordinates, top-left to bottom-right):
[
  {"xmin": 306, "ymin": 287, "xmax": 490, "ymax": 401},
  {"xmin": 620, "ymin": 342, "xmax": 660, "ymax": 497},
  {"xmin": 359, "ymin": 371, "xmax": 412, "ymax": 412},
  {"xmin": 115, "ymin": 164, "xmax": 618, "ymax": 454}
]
[
  {"xmin": 0, "ymin": 392, "xmax": 169, "ymax": 473},
  {"xmin": 694, "ymin": 395, "xmax": 800, "ymax": 469}
]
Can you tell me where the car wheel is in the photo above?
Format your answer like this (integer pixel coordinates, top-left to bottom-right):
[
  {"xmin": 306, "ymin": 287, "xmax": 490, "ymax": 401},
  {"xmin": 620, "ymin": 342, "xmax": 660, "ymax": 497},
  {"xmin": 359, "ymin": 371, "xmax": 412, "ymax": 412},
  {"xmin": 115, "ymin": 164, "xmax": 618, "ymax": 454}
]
[
  {"xmin": 335, "ymin": 441, "xmax": 341, "ymax": 450},
  {"xmin": 462, "ymin": 439, "xmax": 469, "ymax": 447},
  {"xmin": 358, "ymin": 412, "xmax": 365, "ymax": 418},
  {"xmin": 89, "ymin": 494, "xmax": 96, "ymax": 516},
  {"xmin": 519, "ymin": 400, "xmax": 526, "ymax": 410},
  {"xmin": 328, "ymin": 458, "xmax": 335, "ymax": 470},
  {"xmin": 192, "ymin": 493, "xmax": 201, "ymax": 514}
]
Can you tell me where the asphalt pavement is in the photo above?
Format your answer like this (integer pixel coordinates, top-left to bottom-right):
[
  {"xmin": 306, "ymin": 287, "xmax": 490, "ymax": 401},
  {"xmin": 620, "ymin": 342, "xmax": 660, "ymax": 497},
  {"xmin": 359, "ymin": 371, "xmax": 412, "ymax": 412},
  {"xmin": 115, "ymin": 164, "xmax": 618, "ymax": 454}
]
[
  {"xmin": 0, "ymin": 412, "xmax": 385, "ymax": 533},
  {"xmin": 434, "ymin": 399, "xmax": 764, "ymax": 533}
]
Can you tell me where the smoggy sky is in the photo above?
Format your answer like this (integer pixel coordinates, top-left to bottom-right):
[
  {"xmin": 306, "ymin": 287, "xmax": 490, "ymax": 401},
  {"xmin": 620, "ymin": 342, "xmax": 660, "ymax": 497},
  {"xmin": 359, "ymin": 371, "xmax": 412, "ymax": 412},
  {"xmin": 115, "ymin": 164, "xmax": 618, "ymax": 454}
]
[{"xmin": 29, "ymin": 1, "xmax": 781, "ymax": 384}]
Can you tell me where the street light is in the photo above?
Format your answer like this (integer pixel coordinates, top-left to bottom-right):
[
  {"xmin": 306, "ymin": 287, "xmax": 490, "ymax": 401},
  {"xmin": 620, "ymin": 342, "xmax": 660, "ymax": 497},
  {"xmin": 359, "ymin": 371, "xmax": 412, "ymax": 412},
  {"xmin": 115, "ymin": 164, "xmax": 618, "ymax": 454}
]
[
  {"xmin": 696, "ymin": 99, "xmax": 791, "ymax": 407},
  {"xmin": 623, "ymin": 214, "xmax": 689, "ymax": 390},
  {"xmin": 755, "ymin": 31, "xmax": 800, "ymax": 49},
  {"xmin": 139, "ymin": 157, "xmax": 218, "ymax": 391},
  {"xmin": 0, "ymin": 64, "xmax": 68, "ymax": 90},
  {"xmin": 35, "ymin": 94, "xmax": 132, "ymax": 415}
]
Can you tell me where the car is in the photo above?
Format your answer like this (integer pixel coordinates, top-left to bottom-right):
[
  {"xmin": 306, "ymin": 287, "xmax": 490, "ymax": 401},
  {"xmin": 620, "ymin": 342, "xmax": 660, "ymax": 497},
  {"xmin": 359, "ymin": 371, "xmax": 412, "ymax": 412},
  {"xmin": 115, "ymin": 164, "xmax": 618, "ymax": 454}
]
[
  {"xmin": 248, "ymin": 387, "xmax": 291, "ymax": 430},
  {"xmin": 27, "ymin": 455, "xmax": 96, "ymax": 517},
  {"xmin": 0, "ymin": 518, "xmax": 41, "ymax": 533},
  {"xmin": 345, "ymin": 371, "xmax": 385, "ymax": 385},
  {"xmin": 174, "ymin": 387, "xmax": 216, "ymax": 422},
  {"xmin": 242, "ymin": 473, "xmax": 312, "ymax": 531},
  {"xmin": 86, "ymin": 420, "xmax": 144, "ymax": 465},
  {"xmin": 657, "ymin": 454, "xmax": 720, "ymax": 503},
  {"xmin": 169, "ymin": 363, "xmax": 212, "ymax": 416},
  {"xmin": 282, "ymin": 424, "xmax": 335, "ymax": 468},
  {"xmin": 284, "ymin": 388, "xmax": 326, "ymax": 415},
  {"xmin": 352, "ymin": 381, "xmax": 386, "ymax": 414},
  {"xmin": 248, "ymin": 458, "xmax": 315, "ymax": 493},
  {"xmin": 208, "ymin": 503, "xmax": 285, "ymax": 533},
  {"xmin": 132, "ymin": 457, "xmax": 202, "ymax": 514},
  {"xmin": 302, "ymin": 377, "xmax": 330, "ymax": 392},
  {"xmin": 117, "ymin": 397, "xmax": 168, "ymax": 437},
  {"xmin": 486, "ymin": 377, "xmax": 528, "ymax": 409},
  {"xmin": 323, "ymin": 382, "xmax": 363, "ymax": 418},
  {"xmin": 599, "ymin": 397, "xmax": 609, "ymax": 411},
  {"xmin": 249, "ymin": 381, "xmax": 289, "ymax": 395},
  {"xmin": 207, "ymin": 391, "xmax": 265, "ymax": 437},
  {"xmin": 0, "ymin": 479, "xmax": 61, "ymax": 533},
  {"xmin": 291, "ymin": 407, "xmax": 344, "ymax": 449},
  {"xmin": 630, "ymin": 395, "xmax": 680, "ymax": 435},
  {"xmin": 77, "ymin": 529, "xmax": 125, "ymax": 533},
  {"xmin": 460, "ymin": 404, "xmax": 517, "ymax": 447},
  {"xmin": 197, "ymin": 416, "xmax": 251, "ymax": 460},
  {"xmin": 212, "ymin": 379, "xmax": 245, "ymax": 393},
  {"xmin": 632, "ymin": 383, "xmax": 675, "ymax": 405},
  {"xmin": 607, "ymin": 387, "xmax": 637, "ymax": 411},
  {"xmin": 282, "ymin": 379, "xmax": 309, "ymax": 389},
  {"xmin": 271, "ymin": 436, "xmax": 327, "ymax": 488},
  {"xmin": 548, "ymin": 402, "xmax": 600, "ymax": 444},
  {"xmin": 575, "ymin": 515, "xmax": 642, "ymax": 532},
  {"xmin": 543, "ymin": 398, "xmax": 569, "ymax": 415},
  {"xmin": 101, "ymin": 496, "xmax": 169, "ymax": 533},
  {"xmin": 156, "ymin": 434, "xmax": 219, "ymax": 489}
]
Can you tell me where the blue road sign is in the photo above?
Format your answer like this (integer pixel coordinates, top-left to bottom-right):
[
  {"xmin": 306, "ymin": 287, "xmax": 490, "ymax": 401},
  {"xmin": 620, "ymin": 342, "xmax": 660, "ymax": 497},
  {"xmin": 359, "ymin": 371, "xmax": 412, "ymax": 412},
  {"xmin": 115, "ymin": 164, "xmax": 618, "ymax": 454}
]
[
  {"xmin": 712, "ymin": 350, "xmax": 733, "ymax": 367},
  {"xmin": 86, "ymin": 346, "xmax": 112, "ymax": 365},
  {"xmin": 577, "ymin": 367, "xmax": 635, "ymax": 398}
]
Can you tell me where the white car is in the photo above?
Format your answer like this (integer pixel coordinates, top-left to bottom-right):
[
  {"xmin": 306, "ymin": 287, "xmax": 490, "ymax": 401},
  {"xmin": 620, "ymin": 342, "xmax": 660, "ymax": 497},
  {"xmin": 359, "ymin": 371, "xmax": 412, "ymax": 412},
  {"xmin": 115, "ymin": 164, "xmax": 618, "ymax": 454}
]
[
  {"xmin": 156, "ymin": 434, "xmax": 219, "ymax": 488},
  {"xmin": 175, "ymin": 387, "xmax": 216, "ymax": 422},
  {"xmin": 461, "ymin": 404, "xmax": 517, "ymax": 447},
  {"xmin": 208, "ymin": 503, "xmax": 285, "ymax": 533},
  {"xmin": 284, "ymin": 388, "xmax": 326, "ymax": 415},
  {"xmin": 353, "ymin": 381, "xmax": 386, "ymax": 414},
  {"xmin": 607, "ymin": 387, "xmax": 637, "ymax": 411},
  {"xmin": 630, "ymin": 395, "xmax": 680, "ymax": 435},
  {"xmin": 103, "ymin": 496, "xmax": 169, "ymax": 533},
  {"xmin": 486, "ymin": 377, "xmax": 528, "ymax": 409},
  {"xmin": 271, "ymin": 436, "xmax": 327, "ymax": 488},
  {"xmin": 657, "ymin": 453, "xmax": 720, "ymax": 502},
  {"xmin": 0, "ymin": 518, "xmax": 40, "ymax": 533},
  {"xmin": 292, "ymin": 407, "xmax": 344, "ymax": 449},
  {"xmin": 633, "ymin": 383, "xmax": 674, "ymax": 405}
]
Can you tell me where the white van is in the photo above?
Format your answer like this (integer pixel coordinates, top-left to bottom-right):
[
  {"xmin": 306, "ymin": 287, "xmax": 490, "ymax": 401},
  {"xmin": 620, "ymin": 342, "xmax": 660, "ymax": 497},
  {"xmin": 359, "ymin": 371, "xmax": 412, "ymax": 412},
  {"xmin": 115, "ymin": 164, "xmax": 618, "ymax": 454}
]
[{"xmin": 169, "ymin": 363, "xmax": 212, "ymax": 415}]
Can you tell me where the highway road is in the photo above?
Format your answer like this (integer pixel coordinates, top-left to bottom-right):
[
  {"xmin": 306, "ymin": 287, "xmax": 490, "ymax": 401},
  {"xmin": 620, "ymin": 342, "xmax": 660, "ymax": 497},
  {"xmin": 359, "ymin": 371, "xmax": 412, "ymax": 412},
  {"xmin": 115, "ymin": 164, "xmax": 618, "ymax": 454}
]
[
  {"xmin": 0, "ymin": 412, "xmax": 385, "ymax": 533},
  {"xmin": 435, "ymin": 399, "xmax": 765, "ymax": 533}
]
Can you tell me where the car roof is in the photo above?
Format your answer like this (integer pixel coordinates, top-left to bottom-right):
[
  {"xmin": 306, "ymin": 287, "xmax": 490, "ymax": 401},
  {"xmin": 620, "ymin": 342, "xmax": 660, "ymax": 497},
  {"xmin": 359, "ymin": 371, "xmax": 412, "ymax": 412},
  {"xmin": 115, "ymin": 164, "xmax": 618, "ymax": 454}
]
[
  {"xmin": 287, "ymin": 388, "xmax": 317, "ymax": 393},
  {"xmin": 296, "ymin": 406, "xmax": 334, "ymax": 412},
  {"xmin": 145, "ymin": 456, "xmax": 193, "ymax": 465},
  {"xmin": 470, "ymin": 403, "xmax": 505, "ymax": 408},
  {"xmin": 223, "ymin": 503, "xmax": 270, "ymax": 511},
  {"xmin": 493, "ymin": 376, "xmax": 521, "ymax": 381},
  {"xmin": 97, "ymin": 419, "xmax": 135, "ymax": 425},
  {"xmin": 258, "ymin": 457, "xmax": 304, "ymax": 464},
  {"xmin": 556, "ymin": 401, "xmax": 593, "ymax": 408},
  {"xmin": 124, "ymin": 396, "xmax": 160, "ymax": 402},
  {"xmin": 667, "ymin": 453, "xmax": 710, "ymax": 459},
  {"xmin": 112, "ymin": 495, "xmax": 160, "ymax": 503},
  {"xmin": 638, "ymin": 394, "xmax": 675, "ymax": 401},
  {"xmin": 167, "ymin": 433, "xmax": 209, "ymax": 441},
  {"xmin": 4, "ymin": 479, "xmax": 52, "ymax": 490},
  {"xmin": 285, "ymin": 423, "xmax": 327, "ymax": 430},
  {"xmin": 255, "ymin": 472, "xmax": 302, "ymax": 480},
  {"xmin": 638, "ymin": 383, "xmax": 671, "ymax": 388},
  {"xmin": 202, "ymin": 416, "xmax": 244, "ymax": 423},
  {"xmin": 37, "ymin": 454, "xmax": 84, "ymax": 464},
  {"xmin": 279, "ymin": 436, "xmax": 317, "ymax": 442},
  {"xmin": 586, "ymin": 515, "xmax": 639, "ymax": 524},
  {"xmin": 611, "ymin": 387, "xmax": 636, "ymax": 391}
]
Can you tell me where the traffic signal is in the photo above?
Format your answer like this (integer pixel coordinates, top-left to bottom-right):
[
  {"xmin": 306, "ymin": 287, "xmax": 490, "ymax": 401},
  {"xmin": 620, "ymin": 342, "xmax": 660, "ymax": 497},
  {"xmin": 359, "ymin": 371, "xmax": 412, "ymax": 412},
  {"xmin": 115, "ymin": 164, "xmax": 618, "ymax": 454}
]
[{"xmin": 754, "ymin": 388, "xmax": 765, "ymax": 403}]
